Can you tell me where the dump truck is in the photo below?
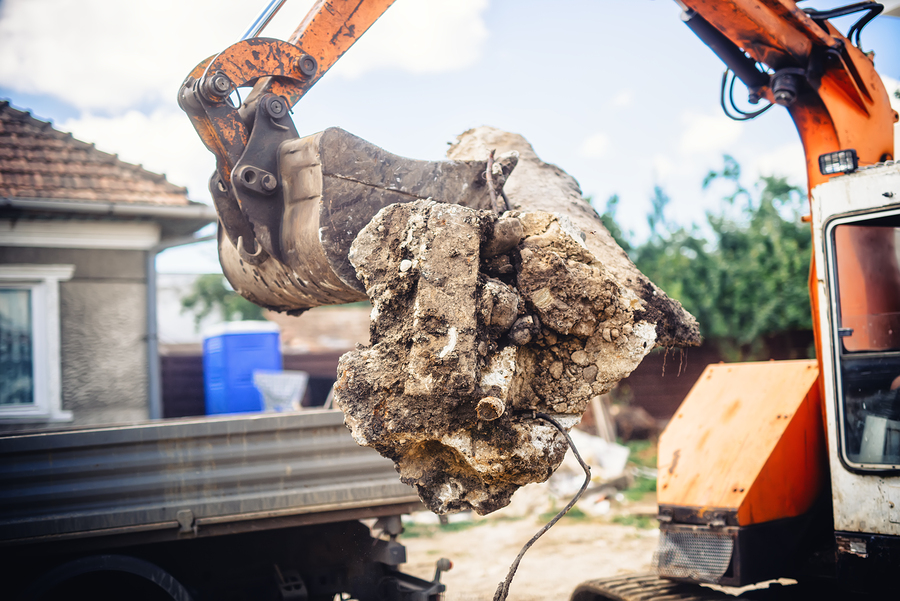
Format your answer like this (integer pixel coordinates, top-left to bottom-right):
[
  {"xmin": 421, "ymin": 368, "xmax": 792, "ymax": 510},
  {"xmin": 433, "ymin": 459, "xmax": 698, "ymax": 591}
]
[{"xmin": 2, "ymin": 411, "xmax": 450, "ymax": 600}]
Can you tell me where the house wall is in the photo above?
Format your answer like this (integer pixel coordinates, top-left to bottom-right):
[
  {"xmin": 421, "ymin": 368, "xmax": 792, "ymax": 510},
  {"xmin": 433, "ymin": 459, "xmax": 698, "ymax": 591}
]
[{"xmin": 0, "ymin": 246, "xmax": 149, "ymax": 429}]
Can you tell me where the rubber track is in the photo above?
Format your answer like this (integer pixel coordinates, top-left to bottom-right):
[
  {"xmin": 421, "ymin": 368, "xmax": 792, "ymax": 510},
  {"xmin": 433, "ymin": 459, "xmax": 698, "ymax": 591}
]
[{"xmin": 570, "ymin": 573, "xmax": 739, "ymax": 601}]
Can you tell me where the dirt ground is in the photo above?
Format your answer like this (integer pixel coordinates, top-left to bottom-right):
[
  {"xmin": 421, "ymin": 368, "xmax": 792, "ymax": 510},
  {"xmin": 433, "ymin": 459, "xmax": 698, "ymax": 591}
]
[{"xmin": 399, "ymin": 498, "xmax": 659, "ymax": 601}]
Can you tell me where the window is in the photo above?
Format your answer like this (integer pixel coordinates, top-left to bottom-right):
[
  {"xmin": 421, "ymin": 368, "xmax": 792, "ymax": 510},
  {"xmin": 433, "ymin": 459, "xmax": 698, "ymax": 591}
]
[
  {"xmin": 829, "ymin": 213, "xmax": 900, "ymax": 468},
  {"xmin": 0, "ymin": 288, "xmax": 34, "ymax": 405},
  {"xmin": 834, "ymin": 224, "xmax": 900, "ymax": 353},
  {"xmin": 0, "ymin": 265, "xmax": 74, "ymax": 422}
]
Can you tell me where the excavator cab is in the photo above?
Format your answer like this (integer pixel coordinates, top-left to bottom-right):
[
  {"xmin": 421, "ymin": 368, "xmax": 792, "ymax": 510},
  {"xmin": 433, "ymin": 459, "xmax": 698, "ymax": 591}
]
[{"xmin": 812, "ymin": 160, "xmax": 900, "ymax": 593}]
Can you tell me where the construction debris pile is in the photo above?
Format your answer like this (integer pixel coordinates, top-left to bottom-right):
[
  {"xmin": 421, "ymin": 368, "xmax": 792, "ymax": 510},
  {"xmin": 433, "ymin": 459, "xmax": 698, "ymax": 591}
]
[
  {"xmin": 335, "ymin": 201, "xmax": 652, "ymax": 514},
  {"xmin": 333, "ymin": 128, "xmax": 699, "ymax": 516}
]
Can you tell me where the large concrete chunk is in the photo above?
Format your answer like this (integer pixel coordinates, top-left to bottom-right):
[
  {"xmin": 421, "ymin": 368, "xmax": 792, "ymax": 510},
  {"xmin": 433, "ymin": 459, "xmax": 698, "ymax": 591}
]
[
  {"xmin": 334, "ymin": 200, "xmax": 657, "ymax": 514},
  {"xmin": 332, "ymin": 129, "xmax": 698, "ymax": 515}
]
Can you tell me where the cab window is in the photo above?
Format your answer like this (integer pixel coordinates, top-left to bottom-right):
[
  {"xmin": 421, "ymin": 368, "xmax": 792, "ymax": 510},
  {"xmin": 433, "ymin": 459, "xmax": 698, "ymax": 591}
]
[{"xmin": 832, "ymin": 219, "xmax": 900, "ymax": 467}]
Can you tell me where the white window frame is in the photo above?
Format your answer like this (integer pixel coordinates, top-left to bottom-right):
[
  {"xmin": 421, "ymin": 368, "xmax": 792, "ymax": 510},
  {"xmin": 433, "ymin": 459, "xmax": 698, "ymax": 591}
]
[{"xmin": 0, "ymin": 264, "xmax": 74, "ymax": 423}]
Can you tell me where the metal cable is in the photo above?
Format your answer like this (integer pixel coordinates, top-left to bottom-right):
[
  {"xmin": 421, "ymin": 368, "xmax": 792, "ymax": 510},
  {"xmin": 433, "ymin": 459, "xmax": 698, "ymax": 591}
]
[
  {"xmin": 720, "ymin": 69, "xmax": 772, "ymax": 121},
  {"xmin": 492, "ymin": 412, "xmax": 592, "ymax": 601}
]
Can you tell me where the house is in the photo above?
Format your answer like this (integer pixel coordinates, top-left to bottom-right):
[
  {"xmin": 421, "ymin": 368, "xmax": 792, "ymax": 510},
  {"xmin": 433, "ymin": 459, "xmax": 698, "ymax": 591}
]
[{"xmin": 0, "ymin": 101, "xmax": 216, "ymax": 430}]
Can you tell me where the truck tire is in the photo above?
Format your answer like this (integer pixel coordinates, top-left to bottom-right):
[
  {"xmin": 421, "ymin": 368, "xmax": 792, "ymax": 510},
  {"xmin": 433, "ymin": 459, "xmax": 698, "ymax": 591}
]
[{"xmin": 19, "ymin": 554, "xmax": 193, "ymax": 601}]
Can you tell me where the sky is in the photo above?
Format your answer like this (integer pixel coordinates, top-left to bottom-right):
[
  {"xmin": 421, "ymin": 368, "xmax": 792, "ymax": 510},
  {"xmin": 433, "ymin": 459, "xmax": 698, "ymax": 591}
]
[{"xmin": 1, "ymin": 0, "xmax": 899, "ymax": 273}]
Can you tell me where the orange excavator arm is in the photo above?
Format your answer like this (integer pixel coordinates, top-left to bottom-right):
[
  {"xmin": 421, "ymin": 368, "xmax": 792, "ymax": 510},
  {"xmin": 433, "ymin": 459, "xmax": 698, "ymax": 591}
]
[
  {"xmin": 177, "ymin": 0, "xmax": 396, "ymax": 269},
  {"xmin": 179, "ymin": 0, "xmax": 395, "ymax": 176},
  {"xmin": 680, "ymin": 0, "xmax": 895, "ymax": 191}
]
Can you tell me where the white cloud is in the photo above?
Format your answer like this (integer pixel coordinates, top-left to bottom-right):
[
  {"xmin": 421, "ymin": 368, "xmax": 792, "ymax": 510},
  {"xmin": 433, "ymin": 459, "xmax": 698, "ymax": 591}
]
[
  {"xmin": 748, "ymin": 141, "xmax": 806, "ymax": 187},
  {"xmin": 329, "ymin": 0, "xmax": 489, "ymax": 78},
  {"xmin": 610, "ymin": 90, "xmax": 632, "ymax": 108},
  {"xmin": 0, "ymin": 0, "xmax": 271, "ymax": 112},
  {"xmin": 679, "ymin": 111, "xmax": 742, "ymax": 154},
  {"xmin": 0, "ymin": 0, "xmax": 488, "ymax": 113},
  {"xmin": 580, "ymin": 132, "xmax": 611, "ymax": 159},
  {"xmin": 651, "ymin": 154, "xmax": 676, "ymax": 180},
  {"xmin": 59, "ymin": 109, "xmax": 216, "ymax": 203}
]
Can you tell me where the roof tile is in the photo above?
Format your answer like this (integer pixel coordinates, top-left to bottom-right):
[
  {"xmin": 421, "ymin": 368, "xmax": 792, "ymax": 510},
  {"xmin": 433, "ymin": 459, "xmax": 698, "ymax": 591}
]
[{"xmin": 0, "ymin": 100, "xmax": 194, "ymax": 207}]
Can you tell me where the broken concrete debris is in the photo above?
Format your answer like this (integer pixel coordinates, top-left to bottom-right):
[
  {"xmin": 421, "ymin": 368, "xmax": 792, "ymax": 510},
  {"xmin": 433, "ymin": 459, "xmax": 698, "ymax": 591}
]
[{"xmin": 334, "ymin": 199, "xmax": 659, "ymax": 515}]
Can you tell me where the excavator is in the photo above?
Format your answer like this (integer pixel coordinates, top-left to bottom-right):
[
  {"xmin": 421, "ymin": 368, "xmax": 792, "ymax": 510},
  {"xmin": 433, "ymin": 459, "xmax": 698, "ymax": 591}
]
[{"xmin": 178, "ymin": 1, "xmax": 899, "ymax": 599}]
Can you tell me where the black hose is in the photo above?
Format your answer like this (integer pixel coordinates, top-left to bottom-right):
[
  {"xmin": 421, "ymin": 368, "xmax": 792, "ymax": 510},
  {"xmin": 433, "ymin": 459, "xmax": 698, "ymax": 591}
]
[
  {"xmin": 720, "ymin": 70, "xmax": 773, "ymax": 121},
  {"xmin": 804, "ymin": 2, "xmax": 884, "ymax": 49},
  {"xmin": 492, "ymin": 412, "xmax": 592, "ymax": 601}
]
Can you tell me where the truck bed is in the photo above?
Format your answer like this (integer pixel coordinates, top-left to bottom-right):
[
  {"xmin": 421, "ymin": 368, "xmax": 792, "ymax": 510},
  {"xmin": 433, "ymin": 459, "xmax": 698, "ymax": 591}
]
[{"xmin": 0, "ymin": 410, "xmax": 420, "ymax": 552}]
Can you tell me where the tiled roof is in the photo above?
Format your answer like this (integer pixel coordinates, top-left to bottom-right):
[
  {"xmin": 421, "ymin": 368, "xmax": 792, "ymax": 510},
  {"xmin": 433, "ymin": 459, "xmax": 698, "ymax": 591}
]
[{"xmin": 0, "ymin": 100, "xmax": 192, "ymax": 207}]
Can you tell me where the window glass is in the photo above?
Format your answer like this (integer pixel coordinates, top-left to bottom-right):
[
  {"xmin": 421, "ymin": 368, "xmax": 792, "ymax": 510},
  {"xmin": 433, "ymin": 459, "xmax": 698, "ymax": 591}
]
[
  {"xmin": 834, "ymin": 225, "xmax": 900, "ymax": 352},
  {"xmin": 833, "ymin": 220, "xmax": 900, "ymax": 466},
  {"xmin": 839, "ymin": 355, "xmax": 900, "ymax": 465},
  {"xmin": 0, "ymin": 288, "xmax": 34, "ymax": 406}
]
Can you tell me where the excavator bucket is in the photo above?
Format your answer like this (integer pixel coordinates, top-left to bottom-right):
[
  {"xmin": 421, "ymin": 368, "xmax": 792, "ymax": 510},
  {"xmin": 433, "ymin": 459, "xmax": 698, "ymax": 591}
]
[{"xmin": 216, "ymin": 127, "xmax": 513, "ymax": 313}]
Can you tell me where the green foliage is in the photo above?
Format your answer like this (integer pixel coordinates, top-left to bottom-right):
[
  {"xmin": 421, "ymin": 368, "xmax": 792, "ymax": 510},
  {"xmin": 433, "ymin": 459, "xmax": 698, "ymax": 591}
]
[
  {"xmin": 623, "ymin": 440, "xmax": 657, "ymax": 469},
  {"xmin": 538, "ymin": 505, "xmax": 589, "ymax": 523},
  {"xmin": 181, "ymin": 274, "xmax": 265, "ymax": 326},
  {"xmin": 598, "ymin": 194, "xmax": 632, "ymax": 253},
  {"xmin": 611, "ymin": 514, "xmax": 657, "ymax": 529},
  {"xmin": 626, "ymin": 156, "xmax": 812, "ymax": 360},
  {"xmin": 400, "ymin": 518, "xmax": 488, "ymax": 539},
  {"xmin": 623, "ymin": 476, "xmax": 657, "ymax": 502}
]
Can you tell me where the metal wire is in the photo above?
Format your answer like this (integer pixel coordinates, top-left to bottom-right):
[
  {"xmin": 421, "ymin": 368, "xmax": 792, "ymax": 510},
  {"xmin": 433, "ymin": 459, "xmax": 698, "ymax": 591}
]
[
  {"xmin": 492, "ymin": 412, "xmax": 592, "ymax": 601},
  {"xmin": 720, "ymin": 69, "xmax": 773, "ymax": 121}
]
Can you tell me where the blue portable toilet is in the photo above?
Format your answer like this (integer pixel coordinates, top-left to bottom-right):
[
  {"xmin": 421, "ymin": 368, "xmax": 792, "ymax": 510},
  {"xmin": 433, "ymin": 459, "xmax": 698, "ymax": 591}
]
[{"xmin": 203, "ymin": 321, "xmax": 282, "ymax": 415}]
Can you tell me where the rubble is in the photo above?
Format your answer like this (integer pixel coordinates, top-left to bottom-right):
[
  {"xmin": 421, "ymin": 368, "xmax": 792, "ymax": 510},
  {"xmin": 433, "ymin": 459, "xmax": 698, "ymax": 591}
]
[
  {"xmin": 336, "ymin": 200, "xmax": 654, "ymax": 514},
  {"xmin": 332, "ymin": 128, "xmax": 698, "ymax": 516}
]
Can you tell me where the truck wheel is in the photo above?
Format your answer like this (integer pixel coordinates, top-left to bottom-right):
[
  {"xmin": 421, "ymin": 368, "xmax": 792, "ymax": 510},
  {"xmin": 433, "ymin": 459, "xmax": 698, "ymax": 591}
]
[{"xmin": 19, "ymin": 554, "xmax": 193, "ymax": 601}]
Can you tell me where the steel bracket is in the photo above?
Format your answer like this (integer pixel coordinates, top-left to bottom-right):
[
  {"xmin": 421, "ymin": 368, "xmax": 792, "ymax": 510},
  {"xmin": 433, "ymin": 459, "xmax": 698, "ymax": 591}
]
[{"xmin": 230, "ymin": 93, "xmax": 300, "ymax": 263}]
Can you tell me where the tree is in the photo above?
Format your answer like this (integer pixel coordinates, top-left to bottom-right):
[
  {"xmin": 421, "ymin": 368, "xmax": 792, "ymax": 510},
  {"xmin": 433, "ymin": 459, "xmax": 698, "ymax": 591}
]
[
  {"xmin": 597, "ymin": 194, "xmax": 632, "ymax": 254},
  {"xmin": 606, "ymin": 156, "xmax": 812, "ymax": 360},
  {"xmin": 181, "ymin": 274, "xmax": 265, "ymax": 326}
]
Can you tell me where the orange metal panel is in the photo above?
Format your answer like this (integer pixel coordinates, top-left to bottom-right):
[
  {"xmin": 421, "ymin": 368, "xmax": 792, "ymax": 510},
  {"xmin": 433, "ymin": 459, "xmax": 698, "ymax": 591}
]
[
  {"xmin": 288, "ymin": 0, "xmax": 396, "ymax": 86},
  {"xmin": 737, "ymin": 373, "xmax": 824, "ymax": 524},
  {"xmin": 658, "ymin": 360, "xmax": 824, "ymax": 525},
  {"xmin": 683, "ymin": 0, "xmax": 835, "ymax": 69}
]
